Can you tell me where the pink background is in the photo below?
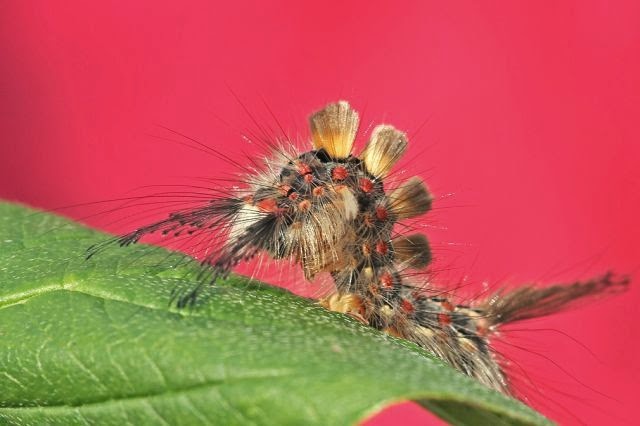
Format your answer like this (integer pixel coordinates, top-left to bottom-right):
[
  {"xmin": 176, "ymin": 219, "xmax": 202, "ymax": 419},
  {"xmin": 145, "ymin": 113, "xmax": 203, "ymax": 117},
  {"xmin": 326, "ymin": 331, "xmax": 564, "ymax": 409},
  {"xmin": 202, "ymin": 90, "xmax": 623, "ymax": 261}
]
[{"xmin": 1, "ymin": 1, "xmax": 639, "ymax": 424}]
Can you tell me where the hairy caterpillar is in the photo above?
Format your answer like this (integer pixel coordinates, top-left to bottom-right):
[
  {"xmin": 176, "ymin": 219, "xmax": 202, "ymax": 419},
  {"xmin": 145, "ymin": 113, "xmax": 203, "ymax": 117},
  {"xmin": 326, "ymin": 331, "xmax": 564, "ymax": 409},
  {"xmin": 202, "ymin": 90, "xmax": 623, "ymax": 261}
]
[{"xmin": 87, "ymin": 100, "xmax": 628, "ymax": 397}]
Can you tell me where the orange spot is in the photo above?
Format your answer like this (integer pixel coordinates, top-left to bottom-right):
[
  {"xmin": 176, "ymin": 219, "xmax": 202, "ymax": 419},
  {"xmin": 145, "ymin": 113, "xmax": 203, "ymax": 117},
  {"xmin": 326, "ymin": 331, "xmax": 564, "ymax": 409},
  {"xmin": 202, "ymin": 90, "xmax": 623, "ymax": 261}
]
[
  {"xmin": 304, "ymin": 174, "xmax": 314, "ymax": 183},
  {"xmin": 375, "ymin": 206, "xmax": 388, "ymax": 221},
  {"xmin": 441, "ymin": 300, "xmax": 455, "ymax": 311},
  {"xmin": 438, "ymin": 313, "xmax": 452, "ymax": 326},
  {"xmin": 379, "ymin": 272, "xmax": 394, "ymax": 289},
  {"xmin": 375, "ymin": 240, "xmax": 388, "ymax": 255},
  {"xmin": 256, "ymin": 198, "xmax": 278, "ymax": 213},
  {"xmin": 296, "ymin": 162, "xmax": 312, "ymax": 175},
  {"xmin": 401, "ymin": 299, "xmax": 415, "ymax": 313},
  {"xmin": 298, "ymin": 199, "xmax": 311, "ymax": 211},
  {"xmin": 242, "ymin": 194, "xmax": 254, "ymax": 204},
  {"xmin": 363, "ymin": 213, "xmax": 374, "ymax": 227},
  {"xmin": 312, "ymin": 186, "xmax": 325, "ymax": 197},
  {"xmin": 359, "ymin": 178, "xmax": 374, "ymax": 193},
  {"xmin": 278, "ymin": 184, "xmax": 292, "ymax": 196},
  {"xmin": 476, "ymin": 319, "xmax": 489, "ymax": 337},
  {"xmin": 362, "ymin": 243, "xmax": 372, "ymax": 256},
  {"xmin": 331, "ymin": 166, "xmax": 348, "ymax": 180}
]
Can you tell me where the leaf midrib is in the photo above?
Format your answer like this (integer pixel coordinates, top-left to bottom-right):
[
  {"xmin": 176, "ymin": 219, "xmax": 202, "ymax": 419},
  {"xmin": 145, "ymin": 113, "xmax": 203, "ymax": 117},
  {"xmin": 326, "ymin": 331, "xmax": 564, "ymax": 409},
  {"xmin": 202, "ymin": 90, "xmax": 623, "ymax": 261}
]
[{"xmin": 0, "ymin": 282, "xmax": 198, "ymax": 318}]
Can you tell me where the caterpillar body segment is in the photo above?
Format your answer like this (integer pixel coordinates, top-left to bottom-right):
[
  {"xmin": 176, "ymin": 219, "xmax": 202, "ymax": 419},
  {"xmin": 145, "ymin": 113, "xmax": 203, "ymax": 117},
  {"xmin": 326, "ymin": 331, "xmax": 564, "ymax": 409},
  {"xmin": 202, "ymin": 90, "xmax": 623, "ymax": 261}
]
[{"xmin": 320, "ymin": 272, "xmax": 628, "ymax": 394}]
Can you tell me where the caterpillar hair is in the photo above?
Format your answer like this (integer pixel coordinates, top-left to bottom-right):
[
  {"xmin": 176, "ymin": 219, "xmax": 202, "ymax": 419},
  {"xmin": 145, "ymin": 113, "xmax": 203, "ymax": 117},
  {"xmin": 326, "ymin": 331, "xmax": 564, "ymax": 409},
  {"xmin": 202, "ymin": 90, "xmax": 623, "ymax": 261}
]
[{"xmin": 87, "ymin": 100, "xmax": 629, "ymax": 396}]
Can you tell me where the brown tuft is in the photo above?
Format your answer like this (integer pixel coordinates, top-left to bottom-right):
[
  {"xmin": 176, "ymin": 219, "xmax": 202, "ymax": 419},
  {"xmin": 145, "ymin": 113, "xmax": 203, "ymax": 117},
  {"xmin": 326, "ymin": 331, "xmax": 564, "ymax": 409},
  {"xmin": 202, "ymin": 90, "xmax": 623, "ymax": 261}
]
[
  {"xmin": 480, "ymin": 271, "xmax": 630, "ymax": 326},
  {"xmin": 392, "ymin": 234, "xmax": 432, "ymax": 269},
  {"xmin": 388, "ymin": 177, "xmax": 433, "ymax": 220}
]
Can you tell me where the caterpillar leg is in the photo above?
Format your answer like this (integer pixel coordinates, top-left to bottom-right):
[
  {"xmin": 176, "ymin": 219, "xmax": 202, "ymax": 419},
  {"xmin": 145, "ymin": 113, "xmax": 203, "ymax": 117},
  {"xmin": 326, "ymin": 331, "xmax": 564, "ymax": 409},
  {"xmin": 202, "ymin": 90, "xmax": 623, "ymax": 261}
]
[{"xmin": 319, "ymin": 292, "xmax": 368, "ymax": 325}]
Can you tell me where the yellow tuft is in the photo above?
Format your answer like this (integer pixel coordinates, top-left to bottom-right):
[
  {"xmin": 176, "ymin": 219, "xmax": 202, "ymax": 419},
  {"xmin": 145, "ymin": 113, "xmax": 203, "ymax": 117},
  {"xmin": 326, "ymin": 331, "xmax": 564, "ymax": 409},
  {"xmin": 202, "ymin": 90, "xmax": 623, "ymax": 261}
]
[
  {"xmin": 360, "ymin": 124, "xmax": 408, "ymax": 177},
  {"xmin": 309, "ymin": 101, "xmax": 359, "ymax": 159}
]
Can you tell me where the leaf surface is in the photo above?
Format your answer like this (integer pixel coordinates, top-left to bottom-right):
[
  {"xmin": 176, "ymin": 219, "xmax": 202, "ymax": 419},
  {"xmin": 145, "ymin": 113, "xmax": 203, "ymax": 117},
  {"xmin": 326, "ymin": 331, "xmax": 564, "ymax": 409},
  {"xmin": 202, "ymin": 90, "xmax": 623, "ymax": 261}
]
[{"xmin": 0, "ymin": 202, "xmax": 550, "ymax": 425}]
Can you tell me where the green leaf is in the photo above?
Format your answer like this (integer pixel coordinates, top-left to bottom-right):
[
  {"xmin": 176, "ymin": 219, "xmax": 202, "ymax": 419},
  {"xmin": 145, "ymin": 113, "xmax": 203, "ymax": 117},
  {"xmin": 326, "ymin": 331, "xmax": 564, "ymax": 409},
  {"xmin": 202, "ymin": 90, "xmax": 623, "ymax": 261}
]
[{"xmin": 0, "ymin": 202, "xmax": 550, "ymax": 425}]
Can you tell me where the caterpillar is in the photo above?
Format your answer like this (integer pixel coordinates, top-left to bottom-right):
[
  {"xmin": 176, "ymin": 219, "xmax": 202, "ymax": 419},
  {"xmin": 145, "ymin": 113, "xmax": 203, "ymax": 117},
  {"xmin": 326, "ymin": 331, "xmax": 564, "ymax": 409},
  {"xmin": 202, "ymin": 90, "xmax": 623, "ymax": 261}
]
[{"xmin": 87, "ymin": 100, "xmax": 628, "ymax": 396}]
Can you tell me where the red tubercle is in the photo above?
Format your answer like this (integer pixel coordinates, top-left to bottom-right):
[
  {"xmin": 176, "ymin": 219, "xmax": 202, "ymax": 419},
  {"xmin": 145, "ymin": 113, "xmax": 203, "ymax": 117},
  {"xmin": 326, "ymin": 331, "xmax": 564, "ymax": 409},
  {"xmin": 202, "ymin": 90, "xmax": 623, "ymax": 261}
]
[
  {"xmin": 288, "ymin": 192, "xmax": 299, "ymax": 200},
  {"xmin": 312, "ymin": 186, "xmax": 325, "ymax": 197},
  {"xmin": 476, "ymin": 319, "xmax": 489, "ymax": 337},
  {"xmin": 401, "ymin": 299, "xmax": 415, "ymax": 313},
  {"xmin": 331, "ymin": 166, "xmax": 349, "ymax": 181},
  {"xmin": 375, "ymin": 206, "xmax": 388, "ymax": 221},
  {"xmin": 379, "ymin": 272, "xmax": 394, "ymax": 289},
  {"xmin": 438, "ymin": 313, "xmax": 452, "ymax": 326},
  {"xmin": 359, "ymin": 178, "xmax": 374, "ymax": 193},
  {"xmin": 304, "ymin": 174, "xmax": 314, "ymax": 183},
  {"xmin": 441, "ymin": 300, "xmax": 455, "ymax": 312},
  {"xmin": 375, "ymin": 240, "xmax": 388, "ymax": 255},
  {"xmin": 298, "ymin": 199, "xmax": 311, "ymax": 211},
  {"xmin": 256, "ymin": 198, "xmax": 279, "ymax": 213}
]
